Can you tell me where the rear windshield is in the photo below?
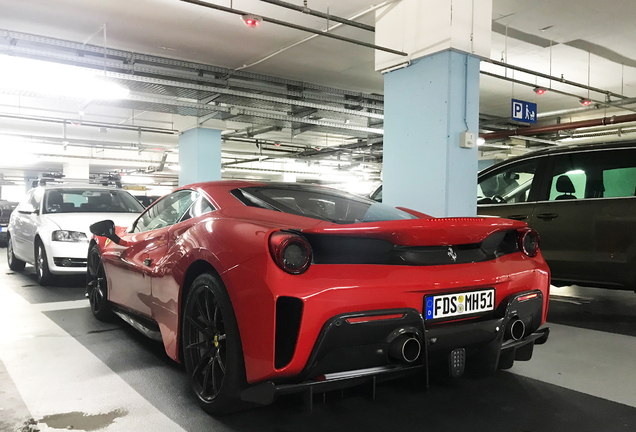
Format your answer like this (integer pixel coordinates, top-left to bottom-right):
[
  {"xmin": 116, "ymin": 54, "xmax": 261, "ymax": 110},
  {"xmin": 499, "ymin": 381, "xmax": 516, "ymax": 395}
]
[
  {"xmin": 43, "ymin": 189, "xmax": 144, "ymax": 214},
  {"xmin": 233, "ymin": 186, "xmax": 417, "ymax": 224}
]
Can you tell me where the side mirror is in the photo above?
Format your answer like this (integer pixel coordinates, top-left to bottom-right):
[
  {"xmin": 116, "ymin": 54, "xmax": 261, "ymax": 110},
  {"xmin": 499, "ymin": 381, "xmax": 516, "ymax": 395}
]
[
  {"xmin": 89, "ymin": 220, "xmax": 122, "ymax": 244},
  {"xmin": 17, "ymin": 204, "xmax": 37, "ymax": 215}
]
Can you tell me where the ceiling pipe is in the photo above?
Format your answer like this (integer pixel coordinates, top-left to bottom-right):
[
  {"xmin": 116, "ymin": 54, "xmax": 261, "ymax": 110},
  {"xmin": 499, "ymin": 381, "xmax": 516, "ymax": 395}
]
[
  {"xmin": 235, "ymin": 1, "xmax": 394, "ymax": 71},
  {"xmin": 0, "ymin": 113, "xmax": 179, "ymax": 135},
  {"xmin": 480, "ymin": 71, "xmax": 636, "ymax": 114},
  {"xmin": 480, "ymin": 112, "xmax": 636, "ymax": 141},
  {"xmin": 537, "ymin": 97, "xmax": 636, "ymax": 119},
  {"xmin": 259, "ymin": 0, "xmax": 375, "ymax": 32},
  {"xmin": 179, "ymin": 0, "xmax": 407, "ymax": 57},
  {"xmin": 485, "ymin": 58, "xmax": 629, "ymax": 101}
]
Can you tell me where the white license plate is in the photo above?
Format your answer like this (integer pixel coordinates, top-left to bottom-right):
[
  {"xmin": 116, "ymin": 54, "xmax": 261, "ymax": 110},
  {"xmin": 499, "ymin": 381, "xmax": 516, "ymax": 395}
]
[{"xmin": 425, "ymin": 289, "xmax": 495, "ymax": 320}]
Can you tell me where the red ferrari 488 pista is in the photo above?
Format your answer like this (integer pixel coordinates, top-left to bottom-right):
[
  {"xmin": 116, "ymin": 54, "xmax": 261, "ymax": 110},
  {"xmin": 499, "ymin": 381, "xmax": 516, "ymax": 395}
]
[{"xmin": 88, "ymin": 181, "xmax": 550, "ymax": 414}]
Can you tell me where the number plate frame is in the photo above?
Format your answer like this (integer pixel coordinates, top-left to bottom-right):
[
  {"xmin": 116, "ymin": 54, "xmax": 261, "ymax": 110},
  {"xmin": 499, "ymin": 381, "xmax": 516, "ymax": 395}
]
[{"xmin": 424, "ymin": 289, "xmax": 496, "ymax": 322}]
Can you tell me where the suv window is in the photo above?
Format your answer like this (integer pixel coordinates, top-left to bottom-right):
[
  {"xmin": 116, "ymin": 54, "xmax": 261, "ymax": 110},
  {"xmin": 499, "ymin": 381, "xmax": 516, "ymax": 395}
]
[
  {"xmin": 547, "ymin": 149, "xmax": 636, "ymax": 201},
  {"xmin": 134, "ymin": 190, "xmax": 199, "ymax": 232},
  {"xmin": 478, "ymin": 160, "xmax": 539, "ymax": 204}
]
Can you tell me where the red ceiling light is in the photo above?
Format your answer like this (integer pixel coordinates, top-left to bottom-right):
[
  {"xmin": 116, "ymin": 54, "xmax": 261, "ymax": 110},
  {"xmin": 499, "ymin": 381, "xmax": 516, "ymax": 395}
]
[
  {"xmin": 533, "ymin": 86, "xmax": 547, "ymax": 95},
  {"xmin": 241, "ymin": 14, "xmax": 262, "ymax": 28},
  {"xmin": 579, "ymin": 98, "xmax": 592, "ymax": 106}
]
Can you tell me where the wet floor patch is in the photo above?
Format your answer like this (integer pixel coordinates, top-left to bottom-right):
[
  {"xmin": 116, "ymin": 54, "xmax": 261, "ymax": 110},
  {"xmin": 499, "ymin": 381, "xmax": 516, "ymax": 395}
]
[{"xmin": 38, "ymin": 409, "xmax": 127, "ymax": 431}]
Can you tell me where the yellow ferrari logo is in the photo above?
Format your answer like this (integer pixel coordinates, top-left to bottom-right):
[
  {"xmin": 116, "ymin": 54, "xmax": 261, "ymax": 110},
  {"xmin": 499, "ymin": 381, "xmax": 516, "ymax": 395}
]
[{"xmin": 105, "ymin": 238, "xmax": 111, "ymax": 246}]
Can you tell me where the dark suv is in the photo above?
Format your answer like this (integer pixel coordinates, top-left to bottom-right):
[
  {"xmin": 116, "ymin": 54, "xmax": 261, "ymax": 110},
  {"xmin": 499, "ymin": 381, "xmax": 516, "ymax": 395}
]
[
  {"xmin": 0, "ymin": 200, "xmax": 18, "ymax": 247},
  {"xmin": 478, "ymin": 142, "xmax": 636, "ymax": 291}
]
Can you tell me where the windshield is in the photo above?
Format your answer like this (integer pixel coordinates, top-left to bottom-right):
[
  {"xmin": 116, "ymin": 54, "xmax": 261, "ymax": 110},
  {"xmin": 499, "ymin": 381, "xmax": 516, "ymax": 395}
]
[
  {"xmin": 233, "ymin": 186, "xmax": 417, "ymax": 224},
  {"xmin": 43, "ymin": 189, "xmax": 144, "ymax": 214}
]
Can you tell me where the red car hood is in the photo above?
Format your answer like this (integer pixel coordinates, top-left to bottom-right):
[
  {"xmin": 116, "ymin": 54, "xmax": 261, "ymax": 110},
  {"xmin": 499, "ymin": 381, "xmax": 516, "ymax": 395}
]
[{"xmin": 302, "ymin": 217, "xmax": 527, "ymax": 246}]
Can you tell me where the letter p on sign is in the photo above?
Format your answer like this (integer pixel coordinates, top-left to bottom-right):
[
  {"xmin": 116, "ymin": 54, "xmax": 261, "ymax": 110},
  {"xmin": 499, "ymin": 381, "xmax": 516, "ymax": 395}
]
[{"xmin": 512, "ymin": 101, "xmax": 523, "ymax": 120}]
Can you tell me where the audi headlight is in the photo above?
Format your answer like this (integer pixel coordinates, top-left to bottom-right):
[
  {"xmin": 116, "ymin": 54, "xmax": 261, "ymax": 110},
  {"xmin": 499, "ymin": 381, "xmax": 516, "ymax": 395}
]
[{"xmin": 52, "ymin": 230, "xmax": 88, "ymax": 242}]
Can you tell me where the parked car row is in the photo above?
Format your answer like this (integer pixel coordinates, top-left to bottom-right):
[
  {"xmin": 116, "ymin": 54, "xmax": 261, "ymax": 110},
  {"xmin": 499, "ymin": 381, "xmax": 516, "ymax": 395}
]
[{"xmin": 371, "ymin": 141, "xmax": 636, "ymax": 292}]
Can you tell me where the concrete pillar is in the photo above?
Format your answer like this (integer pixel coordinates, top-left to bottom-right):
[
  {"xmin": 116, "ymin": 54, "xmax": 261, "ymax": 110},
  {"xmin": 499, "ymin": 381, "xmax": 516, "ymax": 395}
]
[
  {"xmin": 382, "ymin": 52, "xmax": 480, "ymax": 216},
  {"xmin": 63, "ymin": 161, "xmax": 89, "ymax": 181},
  {"xmin": 375, "ymin": 0, "xmax": 492, "ymax": 217},
  {"xmin": 178, "ymin": 128, "xmax": 221, "ymax": 187}
]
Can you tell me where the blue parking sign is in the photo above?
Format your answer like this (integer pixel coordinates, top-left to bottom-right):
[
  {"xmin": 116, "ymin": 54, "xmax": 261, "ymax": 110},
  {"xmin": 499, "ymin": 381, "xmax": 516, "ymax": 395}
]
[{"xmin": 511, "ymin": 99, "xmax": 537, "ymax": 124}]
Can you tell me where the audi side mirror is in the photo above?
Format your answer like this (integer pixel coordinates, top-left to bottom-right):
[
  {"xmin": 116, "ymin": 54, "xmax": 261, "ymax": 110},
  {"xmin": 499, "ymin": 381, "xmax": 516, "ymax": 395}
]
[
  {"xmin": 89, "ymin": 220, "xmax": 121, "ymax": 244},
  {"xmin": 17, "ymin": 204, "xmax": 37, "ymax": 215}
]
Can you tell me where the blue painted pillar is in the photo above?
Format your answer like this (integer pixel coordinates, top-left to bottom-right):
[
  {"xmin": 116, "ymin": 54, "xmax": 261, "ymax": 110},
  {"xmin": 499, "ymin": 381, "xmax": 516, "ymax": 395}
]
[
  {"xmin": 178, "ymin": 128, "xmax": 222, "ymax": 186},
  {"xmin": 382, "ymin": 50, "xmax": 480, "ymax": 217}
]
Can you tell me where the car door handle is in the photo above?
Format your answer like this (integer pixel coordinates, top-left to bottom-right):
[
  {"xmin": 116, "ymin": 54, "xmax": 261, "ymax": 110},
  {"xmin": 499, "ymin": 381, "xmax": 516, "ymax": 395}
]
[
  {"xmin": 143, "ymin": 258, "xmax": 152, "ymax": 266},
  {"xmin": 537, "ymin": 213, "xmax": 558, "ymax": 220},
  {"xmin": 507, "ymin": 214, "xmax": 528, "ymax": 221}
]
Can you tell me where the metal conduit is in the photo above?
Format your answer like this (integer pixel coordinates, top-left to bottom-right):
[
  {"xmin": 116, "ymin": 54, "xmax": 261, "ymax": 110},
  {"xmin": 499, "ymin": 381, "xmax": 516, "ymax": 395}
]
[
  {"xmin": 485, "ymin": 58, "xmax": 629, "ymax": 100},
  {"xmin": 480, "ymin": 113, "xmax": 636, "ymax": 140},
  {"xmin": 179, "ymin": 0, "xmax": 407, "ymax": 57},
  {"xmin": 480, "ymin": 71, "xmax": 636, "ymax": 114},
  {"xmin": 259, "ymin": 0, "xmax": 375, "ymax": 32}
]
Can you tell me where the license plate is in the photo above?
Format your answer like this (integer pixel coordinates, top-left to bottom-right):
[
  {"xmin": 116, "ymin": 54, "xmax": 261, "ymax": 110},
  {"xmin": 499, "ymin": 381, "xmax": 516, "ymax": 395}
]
[{"xmin": 425, "ymin": 289, "xmax": 495, "ymax": 320}]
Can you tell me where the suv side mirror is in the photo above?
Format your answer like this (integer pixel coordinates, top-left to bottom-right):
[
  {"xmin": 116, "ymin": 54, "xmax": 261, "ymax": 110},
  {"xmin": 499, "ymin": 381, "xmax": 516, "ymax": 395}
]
[{"xmin": 90, "ymin": 220, "xmax": 122, "ymax": 244}]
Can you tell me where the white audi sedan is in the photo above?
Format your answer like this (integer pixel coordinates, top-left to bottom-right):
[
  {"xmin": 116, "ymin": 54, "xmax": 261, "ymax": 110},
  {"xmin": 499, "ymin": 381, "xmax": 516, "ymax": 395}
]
[{"xmin": 6, "ymin": 184, "xmax": 144, "ymax": 285}]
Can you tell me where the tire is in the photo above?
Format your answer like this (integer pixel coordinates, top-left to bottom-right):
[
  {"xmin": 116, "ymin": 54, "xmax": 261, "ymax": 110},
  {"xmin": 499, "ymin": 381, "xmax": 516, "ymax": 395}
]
[
  {"xmin": 87, "ymin": 244, "xmax": 113, "ymax": 321},
  {"xmin": 34, "ymin": 240, "xmax": 55, "ymax": 286},
  {"xmin": 182, "ymin": 273, "xmax": 249, "ymax": 414},
  {"xmin": 7, "ymin": 236, "xmax": 26, "ymax": 271}
]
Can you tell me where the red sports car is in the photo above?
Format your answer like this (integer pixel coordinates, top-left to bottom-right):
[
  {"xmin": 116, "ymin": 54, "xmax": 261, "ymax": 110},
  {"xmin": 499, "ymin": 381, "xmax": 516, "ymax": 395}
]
[{"xmin": 88, "ymin": 181, "xmax": 550, "ymax": 414}]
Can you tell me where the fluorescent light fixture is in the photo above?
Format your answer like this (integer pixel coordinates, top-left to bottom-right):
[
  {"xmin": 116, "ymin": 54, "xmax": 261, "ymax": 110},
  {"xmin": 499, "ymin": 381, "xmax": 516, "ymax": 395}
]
[
  {"xmin": 566, "ymin": 169, "xmax": 585, "ymax": 175},
  {"xmin": 0, "ymin": 55, "xmax": 130, "ymax": 100},
  {"xmin": 121, "ymin": 175, "xmax": 154, "ymax": 185},
  {"xmin": 167, "ymin": 165, "xmax": 181, "ymax": 171}
]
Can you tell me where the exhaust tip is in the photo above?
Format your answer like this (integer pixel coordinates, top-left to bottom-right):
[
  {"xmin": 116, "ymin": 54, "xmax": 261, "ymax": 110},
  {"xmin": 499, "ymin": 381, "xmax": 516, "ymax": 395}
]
[
  {"xmin": 389, "ymin": 334, "xmax": 421, "ymax": 363},
  {"xmin": 402, "ymin": 337, "xmax": 421, "ymax": 363},
  {"xmin": 510, "ymin": 319, "xmax": 526, "ymax": 341}
]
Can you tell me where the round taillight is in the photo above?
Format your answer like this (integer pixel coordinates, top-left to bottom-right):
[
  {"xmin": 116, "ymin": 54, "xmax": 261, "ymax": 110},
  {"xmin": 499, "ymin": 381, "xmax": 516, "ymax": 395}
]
[
  {"xmin": 518, "ymin": 228, "xmax": 540, "ymax": 257},
  {"xmin": 269, "ymin": 231, "xmax": 312, "ymax": 274}
]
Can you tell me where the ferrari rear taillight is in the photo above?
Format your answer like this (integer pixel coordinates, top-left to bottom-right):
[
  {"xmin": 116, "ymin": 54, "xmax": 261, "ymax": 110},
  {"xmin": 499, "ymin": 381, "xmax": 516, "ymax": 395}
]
[
  {"xmin": 269, "ymin": 231, "xmax": 312, "ymax": 274},
  {"xmin": 517, "ymin": 228, "xmax": 540, "ymax": 257}
]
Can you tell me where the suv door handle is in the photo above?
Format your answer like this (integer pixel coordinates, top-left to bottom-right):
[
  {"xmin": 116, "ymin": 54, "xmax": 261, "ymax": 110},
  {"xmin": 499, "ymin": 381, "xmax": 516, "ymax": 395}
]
[
  {"xmin": 507, "ymin": 214, "xmax": 528, "ymax": 221},
  {"xmin": 537, "ymin": 213, "xmax": 558, "ymax": 220}
]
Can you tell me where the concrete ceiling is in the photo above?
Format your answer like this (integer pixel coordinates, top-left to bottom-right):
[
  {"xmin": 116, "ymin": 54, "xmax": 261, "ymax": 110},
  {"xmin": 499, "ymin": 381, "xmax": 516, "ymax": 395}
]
[{"xmin": 1, "ymin": 0, "xmax": 636, "ymax": 194}]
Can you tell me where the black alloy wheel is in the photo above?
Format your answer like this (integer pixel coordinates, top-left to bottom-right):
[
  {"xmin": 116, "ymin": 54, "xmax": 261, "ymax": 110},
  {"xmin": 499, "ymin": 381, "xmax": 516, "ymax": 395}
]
[
  {"xmin": 87, "ymin": 245, "xmax": 113, "ymax": 321},
  {"xmin": 7, "ymin": 236, "xmax": 26, "ymax": 271},
  {"xmin": 182, "ymin": 273, "xmax": 248, "ymax": 414},
  {"xmin": 35, "ymin": 241, "xmax": 55, "ymax": 286}
]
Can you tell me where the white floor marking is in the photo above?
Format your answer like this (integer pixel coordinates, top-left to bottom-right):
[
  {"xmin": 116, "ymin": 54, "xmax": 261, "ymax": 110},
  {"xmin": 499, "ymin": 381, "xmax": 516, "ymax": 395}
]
[
  {"xmin": 0, "ymin": 284, "xmax": 186, "ymax": 432},
  {"xmin": 35, "ymin": 299, "xmax": 90, "ymax": 312},
  {"xmin": 510, "ymin": 323, "xmax": 636, "ymax": 408}
]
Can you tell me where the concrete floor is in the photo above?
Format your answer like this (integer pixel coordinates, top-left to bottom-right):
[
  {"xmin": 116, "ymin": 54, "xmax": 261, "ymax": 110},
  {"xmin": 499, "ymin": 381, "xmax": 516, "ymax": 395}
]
[{"xmin": 1, "ymin": 252, "xmax": 636, "ymax": 432}]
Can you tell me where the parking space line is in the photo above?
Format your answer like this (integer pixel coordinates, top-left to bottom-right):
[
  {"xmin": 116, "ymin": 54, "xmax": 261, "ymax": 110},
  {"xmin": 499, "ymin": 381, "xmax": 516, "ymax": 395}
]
[
  {"xmin": 35, "ymin": 299, "xmax": 90, "ymax": 312},
  {"xmin": 0, "ymin": 284, "xmax": 186, "ymax": 432}
]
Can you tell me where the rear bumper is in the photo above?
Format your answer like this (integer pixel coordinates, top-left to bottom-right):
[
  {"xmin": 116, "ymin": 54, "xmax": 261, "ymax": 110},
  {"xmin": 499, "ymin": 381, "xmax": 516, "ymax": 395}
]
[
  {"xmin": 240, "ymin": 312, "xmax": 549, "ymax": 406},
  {"xmin": 225, "ymin": 253, "xmax": 551, "ymax": 384},
  {"xmin": 240, "ymin": 291, "xmax": 549, "ymax": 406}
]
